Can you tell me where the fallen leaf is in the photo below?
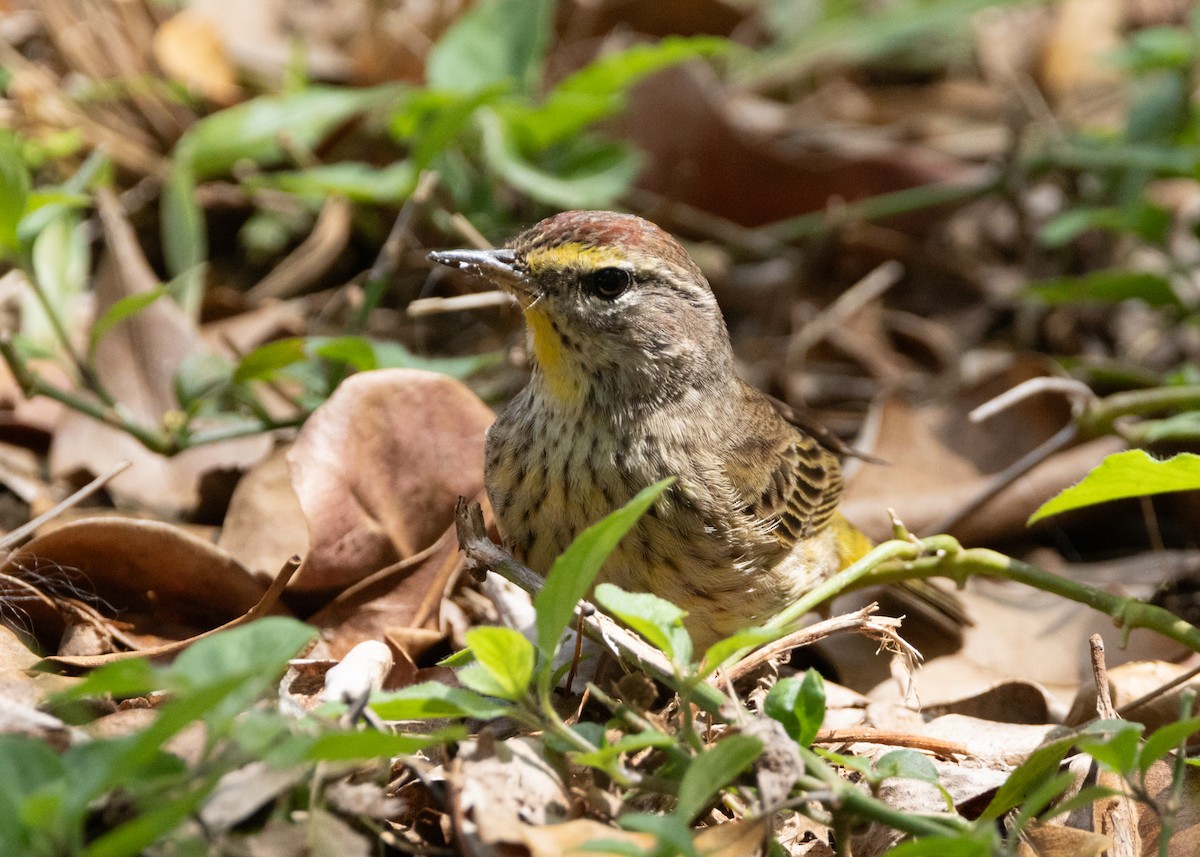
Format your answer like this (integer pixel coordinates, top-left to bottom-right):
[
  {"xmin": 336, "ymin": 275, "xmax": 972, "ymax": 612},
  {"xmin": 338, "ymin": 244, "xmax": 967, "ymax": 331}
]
[
  {"xmin": 287, "ymin": 368, "xmax": 492, "ymax": 591},
  {"xmin": 152, "ymin": 9, "xmax": 241, "ymax": 105},
  {"xmin": 218, "ymin": 444, "xmax": 309, "ymax": 578},
  {"xmin": 0, "ymin": 517, "xmax": 271, "ymax": 653},
  {"xmin": 49, "ymin": 189, "xmax": 271, "ymax": 515}
]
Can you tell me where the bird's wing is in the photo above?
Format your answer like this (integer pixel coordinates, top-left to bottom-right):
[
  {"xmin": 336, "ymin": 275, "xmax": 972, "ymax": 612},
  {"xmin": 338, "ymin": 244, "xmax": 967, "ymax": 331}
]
[{"xmin": 724, "ymin": 393, "xmax": 844, "ymax": 549}]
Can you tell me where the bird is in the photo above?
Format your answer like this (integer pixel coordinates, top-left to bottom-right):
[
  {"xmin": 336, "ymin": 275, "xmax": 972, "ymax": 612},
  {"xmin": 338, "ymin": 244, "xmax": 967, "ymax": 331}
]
[{"xmin": 429, "ymin": 210, "xmax": 890, "ymax": 651}]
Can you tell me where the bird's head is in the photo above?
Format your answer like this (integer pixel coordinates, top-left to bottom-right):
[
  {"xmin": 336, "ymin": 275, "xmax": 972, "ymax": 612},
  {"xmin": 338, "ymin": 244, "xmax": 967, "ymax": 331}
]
[{"xmin": 429, "ymin": 210, "xmax": 733, "ymax": 409}]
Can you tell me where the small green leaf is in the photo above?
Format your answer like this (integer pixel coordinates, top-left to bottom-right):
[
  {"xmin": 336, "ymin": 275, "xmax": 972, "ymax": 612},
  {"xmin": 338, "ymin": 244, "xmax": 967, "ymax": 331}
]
[
  {"xmin": 302, "ymin": 729, "xmax": 460, "ymax": 762},
  {"xmin": 160, "ymin": 163, "xmax": 206, "ymax": 319},
  {"xmin": 233, "ymin": 337, "xmax": 309, "ymax": 383},
  {"xmin": 55, "ymin": 657, "xmax": 158, "ymax": 703},
  {"xmin": 1024, "ymin": 270, "xmax": 1180, "ymax": 308},
  {"xmin": 699, "ymin": 627, "xmax": 780, "ymax": 678},
  {"xmin": 0, "ymin": 131, "xmax": 30, "ymax": 256},
  {"xmin": 534, "ymin": 478, "xmax": 673, "ymax": 667},
  {"xmin": 478, "ymin": 110, "xmax": 640, "ymax": 209},
  {"xmin": 875, "ymin": 749, "xmax": 940, "ymax": 784},
  {"xmin": 1029, "ymin": 450, "xmax": 1200, "ymax": 524},
  {"xmin": 89, "ymin": 288, "xmax": 168, "ymax": 356},
  {"xmin": 764, "ymin": 670, "xmax": 825, "ymax": 747},
  {"xmin": 370, "ymin": 682, "xmax": 512, "ymax": 720},
  {"xmin": 29, "ymin": 210, "xmax": 89, "ymax": 351},
  {"xmin": 980, "ymin": 732, "xmax": 1079, "ymax": 821},
  {"xmin": 463, "ymin": 626, "xmax": 535, "ymax": 701},
  {"xmin": 1078, "ymin": 720, "xmax": 1145, "ymax": 777},
  {"xmin": 883, "ymin": 836, "xmax": 993, "ymax": 857},
  {"xmin": 615, "ymin": 813, "xmax": 696, "ymax": 857},
  {"xmin": 593, "ymin": 582, "xmax": 692, "ymax": 664},
  {"xmin": 511, "ymin": 36, "xmax": 729, "ymax": 149},
  {"xmin": 425, "ymin": 0, "xmax": 553, "ymax": 95},
  {"xmin": 246, "ymin": 161, "xmax": 417, "ymax": 204},
  {"xmin": 572, "ymin": 730, "xmax": 676, "ymax": 769},
  {"xmin": 1138, "ymin": 716, "xmax": 1200, "ymax": 775},
  {"xmin": 675, "ymin": 734, "xmax": 763, "ymax": 823},
  {"xmin": 180, "ymin": 87, "xmax": 395, "ymax": 180}
]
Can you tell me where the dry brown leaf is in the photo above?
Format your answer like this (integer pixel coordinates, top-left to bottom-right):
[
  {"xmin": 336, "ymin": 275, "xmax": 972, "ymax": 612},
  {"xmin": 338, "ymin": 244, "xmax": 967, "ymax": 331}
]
[
  {"xmin": 842, "ymin": 359, "xmax": 1125, "ymax": 545},
  {"xmin": 1067, "ymin": 660, "xmax": 1200, "ymax": 730},
  {"xmin": 0, "ymin": 517, "xmax": 271, "ymax": 654},
  {"xmin": 287, "ymin": 368, "xmax": 492, "ymax": 592},
  {"xmin": 152, "ymin": 9, "xmax": 241, "ymax": 105},
  {"xmin": 218, "ymin": 445, "xmax": 309, "ymax": 578},
  {"xmin": 625, "ymin": 64, "xmax": 968, "ymax": 228},
  {"xmin": 1018, "ymin": 823, "xmax": 1110, "ymax": 857},
  {"xmin": 49, "ymin": 189, "xmax": 271, "ymax": 515},
  {"xmin": 1139, "ymin": 756, "xmax": 1200, "ymax": 856}
]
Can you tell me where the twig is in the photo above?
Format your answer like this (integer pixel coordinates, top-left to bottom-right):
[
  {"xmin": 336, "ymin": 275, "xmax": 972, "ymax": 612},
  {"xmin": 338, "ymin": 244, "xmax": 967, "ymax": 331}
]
[
  {"xmin": 406, "ymin": 291, "xmax": 516, "ymax": 317},
  {"xmin": 788, "ymin": 260, "xmax": 904, "ymax": 360},
  {"xmin": 0, "ymin": 461, "xmax": 131, "ymax": 551},
  {"xmin": 812, "ymin": 728, "xmax": 969, "ymax": 758},
  {"xmin": 721, "ymin": 604, "xmax": 897, "ymax": 683},
  {"xmin": 448, "ymin": 213, "xmax": 492, "ymax": 250},
  {"xmin": 44, "ymin": 555, "xmax": 303, "ymax": 669},
  {"xmin": 1090, "ymin": 635, "xmax": 1141, "ymax": 857},
  {"xmin": 245, "ymin": 196, "xmax": 353, "ymax": 302}
]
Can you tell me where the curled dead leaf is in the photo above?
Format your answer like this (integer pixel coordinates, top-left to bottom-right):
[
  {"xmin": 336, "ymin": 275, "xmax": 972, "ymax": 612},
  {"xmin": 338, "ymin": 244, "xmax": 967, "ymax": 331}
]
[
  {"xmin": 0, "ymin": 516, "xmax": 271, "ymax": 654},
  {"xmin": 287, "ymin": 368, "xmax": 493, "ymax": 592}
]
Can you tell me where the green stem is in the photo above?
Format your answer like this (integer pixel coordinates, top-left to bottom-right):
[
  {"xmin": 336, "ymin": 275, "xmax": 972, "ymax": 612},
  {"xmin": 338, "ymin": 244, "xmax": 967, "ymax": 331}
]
[
  {"xmin": 761, "ymin": 174, "xmax": 1003, "ymax": 243},
  {"xmin": 1079, "ymin": 385, "xmax": 1200, "ymax": 440},
  {"xmin": 863, "ymin": 542, "xmax": 1200, "ymax": 653},
  {"xmin": 0, "ymin": 336, "xmax": 171, "ymax": 453}
]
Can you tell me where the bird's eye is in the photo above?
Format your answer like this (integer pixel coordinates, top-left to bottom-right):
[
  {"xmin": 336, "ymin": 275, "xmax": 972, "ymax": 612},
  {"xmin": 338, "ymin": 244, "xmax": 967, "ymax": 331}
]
[{"xmin": 583, "ymin": 267, "xmax": 633, "ymax": 301}]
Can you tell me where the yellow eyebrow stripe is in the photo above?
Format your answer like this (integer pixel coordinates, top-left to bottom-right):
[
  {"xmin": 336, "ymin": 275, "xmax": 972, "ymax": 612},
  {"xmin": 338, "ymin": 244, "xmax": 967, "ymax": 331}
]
[{"xmin": 524, "ymin": 243, "xmax": 627, "ymax": 274}]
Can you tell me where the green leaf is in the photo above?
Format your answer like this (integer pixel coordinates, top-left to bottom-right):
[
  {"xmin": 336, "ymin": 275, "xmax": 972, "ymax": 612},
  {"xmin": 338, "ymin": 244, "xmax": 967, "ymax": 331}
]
[
  {"xmin": 1024, "ymin": 270, "xmax": 1180, "ymax": 308},
  {"xmin": 534, "ymin": 478, "xmax": 673, "ymax": 667},
  {"xmin": 593, "ymin": 582, "xmax": 692, "ymax": 664},
  {"xmin": 28, "ymin": 210, "xmax": 89, "ymax": 351},
  {"xmin": 875, "ymin": 749, "xmax": 940, "ymax": 784},
  {"xmin": 159, "ymin": 164, "xmax": 206, "ymax": 319},
  {"xmin": 478, "ymin": 110, "xmax": 640, "ymax": 209},
  {"xmin": 1139, "ymin": 716, "xmax": 1200, "ymax": 775},
  {"xmin": 1029, "ymin": 450, "xmax": 1200, "ymax": 524},
  {"xmin": 699, "ymin": 626, "xmax": 781, "ymax": 678},
  {"xmin": 84, "ymin": 789, "xmax": 208, "ymax": 857},
  {"xmin": 302, "ymin": 729, "xmax": 460, "ymax": 762},
  {"xmin": 309, "ymin": 335, "xmax": 377, "ymax": 371},
  {"xmin": 511, "ymin": 36, "xmax": 729, "ymax": 149},
  {"xmin": 55, "ymin": 657, "xmax": 158, "ymax": 704},
  {"xmin": 233, "ymin": 337, "xmax": 310, "ymax": 383},
  {"xmin": 1078, "ymin": 720, "xmax": 1145, "ymax": 777},
  {"xmin": 980, "ymin": 731, "xmax": 1079, "ymax": 821},
  {"xmin": 764, "ymin": 669, "xmax": 825, "ymax": 747},
  {"xmin": 89, "ymin": 288, "xmax": 167, "ymax": 357},
  {"xmin": 370, "ymin": 681, "xmax": 512, "ymax": 720},
  {"xmin": 883, "ymin": 836, "xmax": 993, "ymax": 857},
  {"xmin": 675, "ymin": 735, "xmax": 763, "ymax": 823},
  {"xmin": 463, "ymin": 626, "xmax": 535, "ymax": 701},
  {"xmin": 246, "ymin": 161, "xmax": 417, "ymax": 204},
  {"xmin": 426, "ymin": 0, "xmax": 553, "ymax": 95},
  {"xmin": 617, "ymin": 812, "xmax": 697, "ymax": 857},
  {"xmin": 1039, "ymin": 203, "xmax": 1171, "ymax": 247},
  {"xmin": 0, "ymin": 131, "xmax": 30, "ymax": 256},
  {"xmin": 180, "ymin": 87, "xmax": 395, "ymax": 180},
  {"xmin": 572, "ymin": 730, "xmax": 676, "ymax": 769}
]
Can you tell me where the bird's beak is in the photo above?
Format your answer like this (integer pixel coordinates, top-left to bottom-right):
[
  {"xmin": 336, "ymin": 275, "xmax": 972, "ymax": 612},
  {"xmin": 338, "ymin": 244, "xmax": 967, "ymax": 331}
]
[{"xmin": 427, "ymin": 248, "xmax": 524, "ymax": 293}]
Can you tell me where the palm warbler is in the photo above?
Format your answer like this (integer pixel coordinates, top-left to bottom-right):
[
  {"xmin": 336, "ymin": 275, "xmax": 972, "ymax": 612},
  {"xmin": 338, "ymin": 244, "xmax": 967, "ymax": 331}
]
[{"xmin": 431, "ymin": 211, "xmax": 878, "ymax": 649}]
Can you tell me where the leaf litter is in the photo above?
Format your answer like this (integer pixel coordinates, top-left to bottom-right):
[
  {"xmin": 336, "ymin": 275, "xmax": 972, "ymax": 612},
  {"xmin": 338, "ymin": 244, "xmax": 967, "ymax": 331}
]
[{"xmin": 3, "ymin": 0, "xmax": 1200, "ymax": 854}]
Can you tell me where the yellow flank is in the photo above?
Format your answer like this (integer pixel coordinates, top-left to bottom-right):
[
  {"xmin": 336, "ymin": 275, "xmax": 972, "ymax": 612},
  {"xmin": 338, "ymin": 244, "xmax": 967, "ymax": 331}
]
[
  {"xmin": 525, "ymin": 307, "xmax": 583, "ymax": 405},
  {"xmin": 831, "ymin": 512, "xmax": 873, "ymax": 568},
  {"xmin": 525, "ymin": 242, "xmax": 626, "ymax": 275}
]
